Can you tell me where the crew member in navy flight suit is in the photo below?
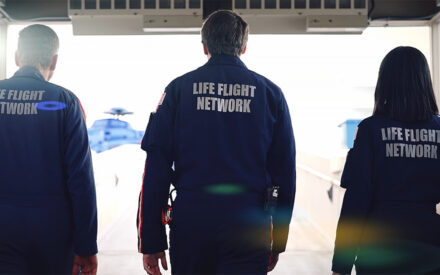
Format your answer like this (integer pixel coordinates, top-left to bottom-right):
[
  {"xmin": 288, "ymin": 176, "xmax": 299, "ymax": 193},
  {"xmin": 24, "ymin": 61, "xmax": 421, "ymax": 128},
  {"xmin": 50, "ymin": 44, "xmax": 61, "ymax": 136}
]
[
  {"xmin": 332, "ymin": 47, "xmax": 440, "ymax": 275},
  {"xmin": 137, "ymin": 10, "xmax": 296, "ymax": 275},
  {"xmin": 0, "ymin": 25, "xmax": 98, "ymax": 274}
]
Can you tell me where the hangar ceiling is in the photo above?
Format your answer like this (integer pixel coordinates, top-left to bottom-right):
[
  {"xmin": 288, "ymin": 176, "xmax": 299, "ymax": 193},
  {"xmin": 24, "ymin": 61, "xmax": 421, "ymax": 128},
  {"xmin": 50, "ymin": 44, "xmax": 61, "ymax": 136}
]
[{"xmin": 0, "ymin": 0, "xmax": 439, "ymax": 22}]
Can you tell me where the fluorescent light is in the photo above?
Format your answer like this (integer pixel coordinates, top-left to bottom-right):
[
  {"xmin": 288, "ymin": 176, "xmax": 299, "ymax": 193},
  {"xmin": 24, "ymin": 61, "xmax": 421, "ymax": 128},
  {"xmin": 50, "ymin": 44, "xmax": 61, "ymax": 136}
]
[
  {"xmin": 143, "ymin": 27, "xmax": 201, "ymax": 33},
  {"xmin": 306, "ymin": 27, "xmax": 364, "ymax": 33}
]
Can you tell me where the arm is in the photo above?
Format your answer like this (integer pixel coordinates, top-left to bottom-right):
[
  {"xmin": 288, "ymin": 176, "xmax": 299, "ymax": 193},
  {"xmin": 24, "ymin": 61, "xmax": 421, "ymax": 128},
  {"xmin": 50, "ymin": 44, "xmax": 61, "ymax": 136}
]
[
  {"xmin": 137, "ymin": 89, "xmax": 175, "ymax": 257},
  {"xmin": 332, "ymin": 123, "xmax": 374, "ymax": 274},
  {"xmin": 63, "ymin": 94, "xmax": 98, "ymax": 256},
  {"xmin": 267, "ymin": 93, "xmax": 296, "ymax": 255}
]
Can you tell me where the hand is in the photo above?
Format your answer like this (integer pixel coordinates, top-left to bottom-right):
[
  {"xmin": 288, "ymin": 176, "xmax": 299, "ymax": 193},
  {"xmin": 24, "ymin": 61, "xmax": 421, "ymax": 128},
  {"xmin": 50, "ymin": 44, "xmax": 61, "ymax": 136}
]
[
  {"xmin": 267, "ymin": 252, "xmax": 279, "ymax": 272},
  {"xmin": 72, "ymin": 254, "xmax": 97, "ymax": 275},
  {"xmin": 143, "ymin": 252, "xmax": 168, "ymax": 275}
]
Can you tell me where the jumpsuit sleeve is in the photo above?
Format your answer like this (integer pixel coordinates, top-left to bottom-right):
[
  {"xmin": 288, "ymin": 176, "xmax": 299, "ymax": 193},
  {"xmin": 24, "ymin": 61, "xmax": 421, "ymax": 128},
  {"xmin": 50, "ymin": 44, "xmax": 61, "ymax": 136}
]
[
  {"xmin": 63, "ymin": 94, "xmax": 98, "ymax": 256},
  {"xmin": 267, "ymin": 93, "xmax": 296, "ymax": 254},
  {"xmin": 137, "ymin": 87, "xmax": 175, "ymax": 254},
  {"xmin": 332, "ymin": 122, "xmax": 374, "ymax": 274}
]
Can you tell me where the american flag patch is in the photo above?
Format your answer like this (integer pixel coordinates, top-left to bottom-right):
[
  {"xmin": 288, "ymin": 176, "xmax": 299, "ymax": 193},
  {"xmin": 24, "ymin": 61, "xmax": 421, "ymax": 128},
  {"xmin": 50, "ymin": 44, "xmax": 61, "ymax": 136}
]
[
  {"xmin": 354, "ymin": 127, "xmax": 359, "ymax": 141},
  {"xmin": 156, "ymin": 92, "xmax": 166, "ymax": 111}
]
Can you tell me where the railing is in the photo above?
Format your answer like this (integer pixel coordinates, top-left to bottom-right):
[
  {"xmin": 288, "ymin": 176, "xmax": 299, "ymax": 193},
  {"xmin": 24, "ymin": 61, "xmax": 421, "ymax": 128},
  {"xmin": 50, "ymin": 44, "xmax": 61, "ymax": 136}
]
[
  {"xmin": 297, "ymin": 163, "xmax": 341, "ymax": 186},
  {"xmin": 295, "ymin": 162, "xmax": 344, "ymax": 241}
]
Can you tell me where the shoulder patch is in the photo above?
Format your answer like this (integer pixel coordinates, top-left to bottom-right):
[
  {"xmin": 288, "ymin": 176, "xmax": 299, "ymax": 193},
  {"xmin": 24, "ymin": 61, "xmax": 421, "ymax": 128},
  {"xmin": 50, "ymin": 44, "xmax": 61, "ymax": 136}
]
[
  {"xmin": 156, "ymin": 92, "xmax": 166, "ymax": 111},
  {"xmin": 77, "ymin": 96, "xmax": 86, "ymax": 122}
]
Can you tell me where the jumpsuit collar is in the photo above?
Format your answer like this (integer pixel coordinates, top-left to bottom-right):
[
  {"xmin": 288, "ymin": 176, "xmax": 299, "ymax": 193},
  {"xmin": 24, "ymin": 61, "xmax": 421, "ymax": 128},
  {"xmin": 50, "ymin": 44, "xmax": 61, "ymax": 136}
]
[
  {"xmin": 13, "ymin": 66, "xmax": 46, "ymax": 82},
  {"xmin": 206, "ymin": 55, "xmax": 247, "ymax": 69}
]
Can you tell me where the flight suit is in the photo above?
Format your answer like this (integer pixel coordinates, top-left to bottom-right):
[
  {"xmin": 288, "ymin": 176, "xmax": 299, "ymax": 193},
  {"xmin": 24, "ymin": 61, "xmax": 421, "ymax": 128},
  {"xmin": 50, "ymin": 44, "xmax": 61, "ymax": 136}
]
[
  {"xmin": 0, "ymin": 67, "xmax": 98, "ymax": 274},
  {"xmin": 333, "ymin": 115, "xmax": 440, "ymax": 274},
  {"xmin": 137, "ymin": 55, "xmax": 296, "ymax": 274}
]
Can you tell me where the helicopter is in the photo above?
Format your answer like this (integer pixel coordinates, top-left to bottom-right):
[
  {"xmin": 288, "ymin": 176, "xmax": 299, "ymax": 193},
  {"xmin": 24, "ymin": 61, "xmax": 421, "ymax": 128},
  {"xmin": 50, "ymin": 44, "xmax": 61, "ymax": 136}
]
[{"xmin": 88, "ymin": 107, "xmax": 144, "ymax": 153}]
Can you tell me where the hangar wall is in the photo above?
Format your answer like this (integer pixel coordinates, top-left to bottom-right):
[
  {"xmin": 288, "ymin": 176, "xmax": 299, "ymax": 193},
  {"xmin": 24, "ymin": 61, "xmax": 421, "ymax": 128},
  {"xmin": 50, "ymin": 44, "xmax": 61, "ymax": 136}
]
[{"xmin": 0, "ymin": 22, "xmax": 6, "ymax": 80}]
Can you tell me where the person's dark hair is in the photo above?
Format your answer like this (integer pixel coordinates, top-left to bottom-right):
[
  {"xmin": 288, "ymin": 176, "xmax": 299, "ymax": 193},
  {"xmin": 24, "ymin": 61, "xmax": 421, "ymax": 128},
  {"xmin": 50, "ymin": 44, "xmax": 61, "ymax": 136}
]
[
  {"xmin": 373, "ymin": 46, "xmax": 439, "ymax": 122},
  {"xmin": 201, "ymin": 10, "xmax": 249, "ymax": 57},
  {"xmin": 17, "ymin": 24, "xmax": 59, "ymax": 69}
]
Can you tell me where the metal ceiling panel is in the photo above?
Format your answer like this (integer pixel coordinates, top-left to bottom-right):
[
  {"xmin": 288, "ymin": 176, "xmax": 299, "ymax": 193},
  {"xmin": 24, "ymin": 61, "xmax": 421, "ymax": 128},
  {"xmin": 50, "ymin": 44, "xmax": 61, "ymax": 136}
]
[
  {"xmin": 66, "ymin": 0, "xmax": 368, "ymax": 34},
  {"xmin": 0, "ymin": 0, "xmax": 438, "ymax": 31}
]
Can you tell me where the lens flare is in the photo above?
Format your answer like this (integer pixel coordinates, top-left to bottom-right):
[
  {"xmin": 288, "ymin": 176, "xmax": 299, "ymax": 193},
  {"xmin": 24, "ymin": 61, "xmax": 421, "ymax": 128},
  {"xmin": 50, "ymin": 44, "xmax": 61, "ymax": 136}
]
[
  {"xmin": 204, "ymin": 183, "xmax": 246, "ymax": 195},
  {"xmin": 36, "ymin": 101, "xmax": 67, "ymax": 111}
]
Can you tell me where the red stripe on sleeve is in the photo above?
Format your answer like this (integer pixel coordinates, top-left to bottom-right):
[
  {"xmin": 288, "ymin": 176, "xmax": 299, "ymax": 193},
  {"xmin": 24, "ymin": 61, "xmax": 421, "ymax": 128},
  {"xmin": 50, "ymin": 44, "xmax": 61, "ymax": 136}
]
[
  {"xmin": 137, "ymin": 160, "xmax": 147, "ymax": 252},
  {"xmin": 76, "ymin": 96, "xmax": 87, "ymax": 122}
]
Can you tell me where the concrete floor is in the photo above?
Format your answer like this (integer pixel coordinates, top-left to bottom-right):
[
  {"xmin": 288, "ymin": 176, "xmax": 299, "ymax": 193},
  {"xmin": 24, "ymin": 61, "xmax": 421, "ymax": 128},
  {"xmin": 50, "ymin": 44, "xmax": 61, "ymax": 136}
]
[
  {"xmin": 97, "ymin": 197, "xmax": 333, "ymax": 275},
  {"xmin": 93, "ymin": 146, "xmax": 334, "ymax": 275}
]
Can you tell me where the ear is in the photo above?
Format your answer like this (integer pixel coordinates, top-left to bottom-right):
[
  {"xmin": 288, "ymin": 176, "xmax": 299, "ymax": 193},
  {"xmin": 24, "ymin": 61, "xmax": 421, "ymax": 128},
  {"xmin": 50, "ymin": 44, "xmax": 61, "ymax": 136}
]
[
  {"xmin": 50, "ymin": 54, "xmax": 58, "ymax": 71},
  {"xmin": 241, "ymin": 45, "xmax": 247, "ymax": 55},
  {"xmin": 203, "ymin": 43, "xmax": 209, "ymax": 56},
  {"xmin": 15, "ymin": 51, "xmax": 20, "ymax": 67}
]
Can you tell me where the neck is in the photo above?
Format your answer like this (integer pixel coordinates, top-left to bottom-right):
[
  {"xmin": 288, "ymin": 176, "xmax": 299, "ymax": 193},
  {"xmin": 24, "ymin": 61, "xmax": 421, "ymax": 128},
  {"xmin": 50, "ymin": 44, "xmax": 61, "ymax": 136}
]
[
  {"xmin": 208, "ymin": 54, "xmax": 241, "ymax": 58},
  {"xmin": 38, "ymin": 68, "xmax": 51, "ymax": 81},
  {"xmin": 23, "ymin": 65, "xmax": 51, "ymax": 81}
]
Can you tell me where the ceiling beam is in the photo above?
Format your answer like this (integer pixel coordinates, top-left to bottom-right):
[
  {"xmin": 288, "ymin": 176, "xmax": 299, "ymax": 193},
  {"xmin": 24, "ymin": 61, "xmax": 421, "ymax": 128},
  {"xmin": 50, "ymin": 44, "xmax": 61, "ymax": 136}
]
[
  {"xmin": 2, "ymin": 0, "xmax": 68, "ymax": 21},
  {"xmin": 0, "ymin": 0, "xmax": 439, "ymax": 22},
  {"xmin": 370, "ymin": 0, "xmax": 439, "ymax": 20}
]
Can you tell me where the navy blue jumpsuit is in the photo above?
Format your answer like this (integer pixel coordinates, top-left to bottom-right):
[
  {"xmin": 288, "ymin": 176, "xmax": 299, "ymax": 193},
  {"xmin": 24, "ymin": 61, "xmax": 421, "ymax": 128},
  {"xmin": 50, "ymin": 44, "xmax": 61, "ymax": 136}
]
[
  {"xmin": 0, "ymin": 67, "xmax": 98, "ymax": 274},
  {"xmin": 333, "ymin": 115, "xmax": 440, "ymax": 274},
  {"xmin": 137, "ymin": 55, "xmax": 296, "ymax": 274}
]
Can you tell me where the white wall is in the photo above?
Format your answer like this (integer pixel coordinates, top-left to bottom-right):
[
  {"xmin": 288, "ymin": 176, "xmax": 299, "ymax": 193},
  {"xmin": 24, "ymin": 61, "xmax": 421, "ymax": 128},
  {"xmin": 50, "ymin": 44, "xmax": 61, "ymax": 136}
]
[{"xmin": 0, "ymin": 22, "xmax": 7, "ymax": 80}]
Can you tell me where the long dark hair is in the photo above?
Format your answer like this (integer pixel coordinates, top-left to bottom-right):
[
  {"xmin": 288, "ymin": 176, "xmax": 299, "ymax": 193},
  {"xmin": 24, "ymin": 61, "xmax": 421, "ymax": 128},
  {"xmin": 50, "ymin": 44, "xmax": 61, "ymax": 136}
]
[{"xmin": 373, "ymin": 46, "xmax": 439, "ymax": 122}]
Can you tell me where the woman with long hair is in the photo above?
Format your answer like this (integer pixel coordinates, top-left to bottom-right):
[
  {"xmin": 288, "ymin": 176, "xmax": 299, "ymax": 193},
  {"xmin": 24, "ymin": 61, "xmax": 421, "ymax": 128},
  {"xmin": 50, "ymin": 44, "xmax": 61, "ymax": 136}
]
[{"xmin": 332, "ymin": 46, "xmax": 440, "ymax": 274}]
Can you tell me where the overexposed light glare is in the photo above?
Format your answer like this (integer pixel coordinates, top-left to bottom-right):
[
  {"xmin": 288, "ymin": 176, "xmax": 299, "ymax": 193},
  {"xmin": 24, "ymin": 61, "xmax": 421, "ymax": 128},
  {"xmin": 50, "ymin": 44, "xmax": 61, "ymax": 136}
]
[{"xmin": 5, "ymin": 24, "xmax": 431, "ymax": 154}]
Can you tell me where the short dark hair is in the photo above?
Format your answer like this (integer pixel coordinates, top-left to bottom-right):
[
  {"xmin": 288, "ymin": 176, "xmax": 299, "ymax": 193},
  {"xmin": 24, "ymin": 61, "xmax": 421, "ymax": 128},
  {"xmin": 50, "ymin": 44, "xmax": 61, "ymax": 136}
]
[
  {"xmin": 201, "ymin": 10, "xmax": 249, "ymax": 57},
  {"xmin": 373, "ymin": 46, "xmax": 439, "ymax": 122},
  {"xmin": 17, "ymin": 24, "xmax": 59, "ymax": 69}
]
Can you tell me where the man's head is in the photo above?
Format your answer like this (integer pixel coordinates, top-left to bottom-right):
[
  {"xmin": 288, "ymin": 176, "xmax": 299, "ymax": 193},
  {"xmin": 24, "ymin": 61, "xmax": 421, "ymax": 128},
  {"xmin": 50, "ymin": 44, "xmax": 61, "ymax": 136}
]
[
  {"xmin": 15, "ymin": 24, "xmax": 59, "ymax": 80},
  {"xmin": 201, "ymin": 10, "xmax": 249, "ymax": 57}
]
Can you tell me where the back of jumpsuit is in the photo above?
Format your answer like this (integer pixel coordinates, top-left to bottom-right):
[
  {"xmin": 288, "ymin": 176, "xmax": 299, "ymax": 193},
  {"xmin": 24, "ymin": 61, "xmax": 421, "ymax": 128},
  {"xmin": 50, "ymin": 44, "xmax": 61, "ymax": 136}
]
[
  {"xmin": 333, "ymin": 114, "xmax": 440, "ymax": 274},
  {"xmin": 137, "ymin": 55, "xmax": 296, "ymax": 274},
  {"xmin": 0, "ymin": 67, "xmax": 97, "ymax": 274}
]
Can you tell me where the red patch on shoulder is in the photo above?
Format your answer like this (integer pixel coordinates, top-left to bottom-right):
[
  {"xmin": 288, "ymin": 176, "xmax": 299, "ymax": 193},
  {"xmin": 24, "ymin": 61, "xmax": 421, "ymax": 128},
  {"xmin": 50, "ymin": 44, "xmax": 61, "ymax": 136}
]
[
  {"xmin": 77, "ymin": 97, "xmax": 86, "ymax": 122},
  {"xmin": 156, "ymin": 92, "xmax": 166, "ymax": 111},
  {"xmin": 354, "ymin": 127, "xmax": 359, "ymax": 141}
]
